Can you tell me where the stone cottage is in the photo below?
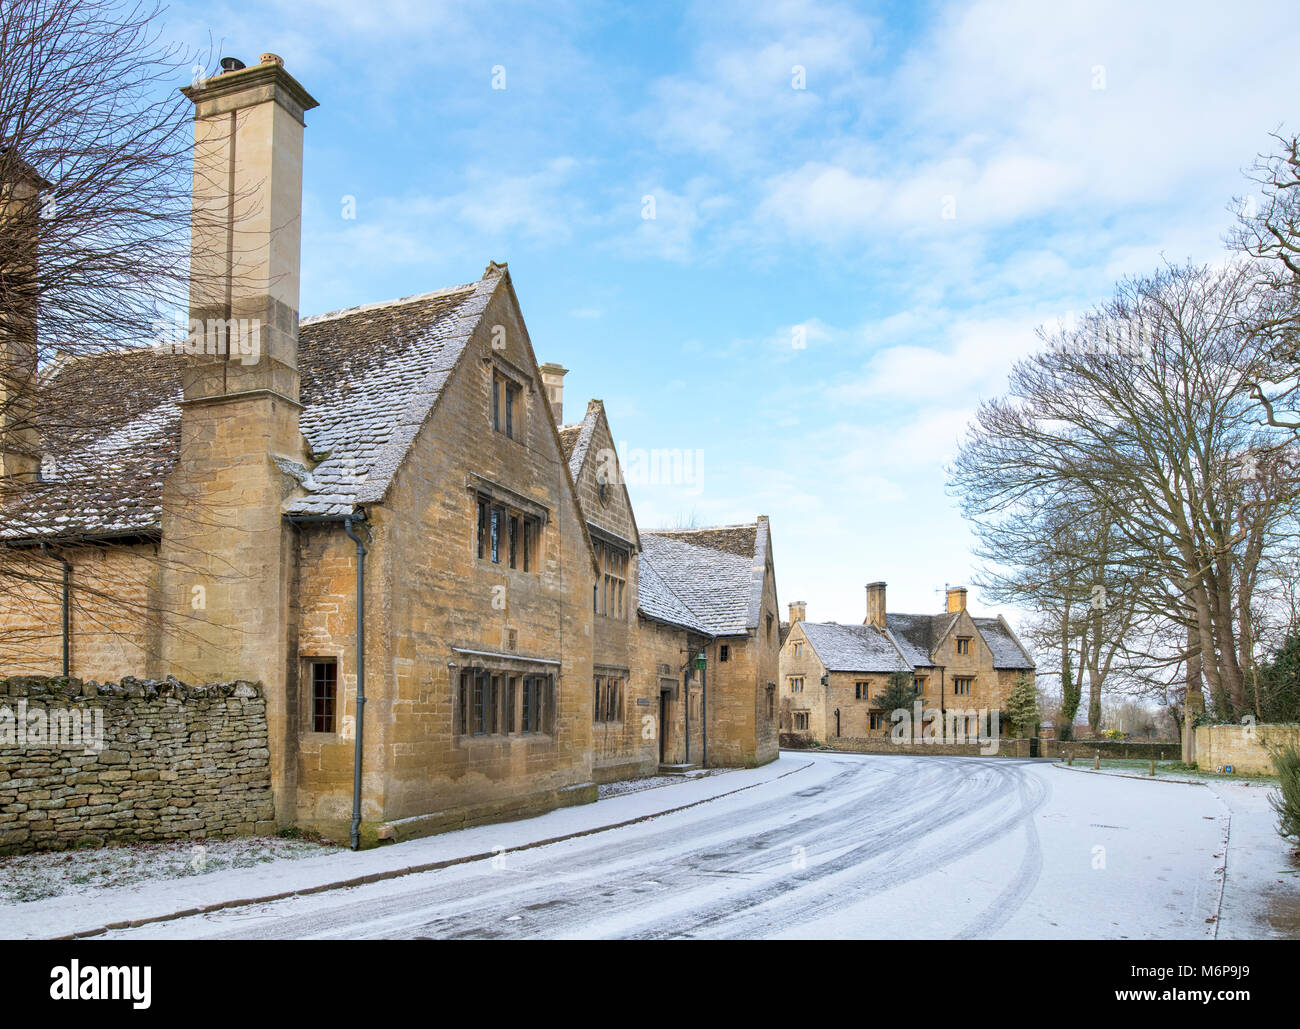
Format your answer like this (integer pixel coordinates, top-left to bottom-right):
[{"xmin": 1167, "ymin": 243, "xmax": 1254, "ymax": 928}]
[
  {"xmin": 0, "ymin": 54, "xmax": 778, "ymax": 850},
  {"xmin": 779, "ymin": 584, "xmax": 1034, "ymax": 743}
]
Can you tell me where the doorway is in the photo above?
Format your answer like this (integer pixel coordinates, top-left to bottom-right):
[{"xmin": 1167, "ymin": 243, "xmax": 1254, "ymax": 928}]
[{"xmin": 659, "ymin": 688, "xmax": 670, "ymax": 763}]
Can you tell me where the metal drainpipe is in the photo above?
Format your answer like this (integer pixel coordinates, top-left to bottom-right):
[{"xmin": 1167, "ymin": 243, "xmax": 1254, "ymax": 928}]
[
  {"xmin": 701, "ymin": 650, "xmax": 707, "ymax": 768},
  {"xmin": 343, "ymin": 516, "xmax": 368, "ymax": 851},
  {"xmin": 40, "ymin": 542, "xmax": 71, "ymax": 677}
]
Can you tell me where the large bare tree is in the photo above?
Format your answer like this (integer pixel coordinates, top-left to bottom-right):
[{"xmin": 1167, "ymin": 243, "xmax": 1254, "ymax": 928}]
[{"xmin": 953, "ymin": 262, "xmax": 1299, "ymax": 724}]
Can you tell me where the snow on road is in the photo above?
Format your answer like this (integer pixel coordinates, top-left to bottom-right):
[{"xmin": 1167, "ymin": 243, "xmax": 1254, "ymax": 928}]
[{"xmin": 95, "ymin": 751, "xmax": 1256, "ymax": 940}]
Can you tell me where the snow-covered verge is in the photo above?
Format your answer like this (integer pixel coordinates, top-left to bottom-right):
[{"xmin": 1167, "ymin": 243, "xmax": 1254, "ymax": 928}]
[
  {"xmin": 0, "ymin": 835, "xmax": 339, "ymax": 905},
  {"xmin": 597, "ymin": 769, "xmax": 731, "ymax": 800}
]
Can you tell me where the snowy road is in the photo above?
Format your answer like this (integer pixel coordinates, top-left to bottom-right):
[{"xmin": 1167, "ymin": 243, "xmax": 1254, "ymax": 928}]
[{"xmin": 102, "ymin": 752, "xmax": 1235, "ymax": 939}]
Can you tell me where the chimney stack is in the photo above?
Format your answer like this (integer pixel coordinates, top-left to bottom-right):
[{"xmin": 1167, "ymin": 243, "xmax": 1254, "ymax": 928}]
[
  {"xmin": 865, "ymin": 582, "xmax": 886, "ymax": 629},
  {"xmin": 0, "ymin": 156, "xmax": 48, "ymax": 488},
  {"xmin": 789, "ymin": 601, "xmax": 806, "ymax": 625},
  {"xmin": 539, "ymin": 362, "xmax": 567, "ymax": 425},
  {"xmin": 946, "ymin": 586, "xmax": 967, "ymax": 613},
  {"xmin": 160, "ymin": 54, "xmax": 319, "ymax": 826}
]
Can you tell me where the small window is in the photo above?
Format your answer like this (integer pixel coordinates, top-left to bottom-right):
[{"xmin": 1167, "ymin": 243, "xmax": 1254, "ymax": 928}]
[
  {"xmin": 476, "ymin": 498, "xmax": 488, "ymax": 559},
  {"xmin": 505, "ymin": 382, "xmax": 519, "ymax": 438},
  {"xmin": 870, "ymin": 712, "xmax": 885, "ymax": 731},
  {"xmin": 766, "ymin": 613, "xmax": 774, "ymax": 640},
  {"xmin": 956, "ymin": 637, "xmax": 970, "ymax": 655},
  {"xmin": 491, "ymin": 506, "xmax": 506, "ymax": 563},
  {"xmin": 720, "ymin": 644, "xmax": 729, "ymax": 662},
  {"xmin": 789, "ymin": 676, "xmax": 803, "ymax": 694},
  {"xmin": 953, "ymin": 676, "xmax": 973, "ymax": 696},
  {"xmin": 766, "ymin": 685, "xmax": 775, "ymax": 719},
  {"xmin": 793, "ymin": 642, "xmax": 802, "ymax": 657},
  {"xmin": 310, "ymin": 660, "xmax": 337, "ymax": 733},
  {"xmin": 492, "ymin": 372, "xmax": 522, "ymax": 440},
  {"xmin": 794, "ymin": 712, "xmax": 809, "ymax": 731},
  {"xmin": 854, "ymin": 681, "xmax": 869, "ymax": 700}
]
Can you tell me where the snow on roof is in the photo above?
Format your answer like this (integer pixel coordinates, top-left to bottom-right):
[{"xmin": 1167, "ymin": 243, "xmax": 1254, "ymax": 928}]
[
  {"xmin": 800, "ymin": 621, "xmax": 911, "ymax": 674},
  {"xmin": 556, "ymin": 402, "xmax": 599, "ymax": 482},
  {"xmin": 4, "ymin": 269, "xmax": 502, "ymax": 538},
  {"xmin": 636, "ymin": 520, "xmax": 768, "ymax": 637},
  {"xmin": 973, "ymin": 616, "xmax": 1036, "ymax": 669}
]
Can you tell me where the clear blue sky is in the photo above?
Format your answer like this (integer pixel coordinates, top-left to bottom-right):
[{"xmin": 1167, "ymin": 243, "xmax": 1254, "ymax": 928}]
[{"xmin": 160, "ymin": 0, "xmax": 1300, "ymax": 633}]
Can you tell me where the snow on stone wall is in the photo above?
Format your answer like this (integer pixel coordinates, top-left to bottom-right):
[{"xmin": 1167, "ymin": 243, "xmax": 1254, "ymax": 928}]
[{"xmin": 0, "ymin": 675, "xmax": 273, "ymax": 854}]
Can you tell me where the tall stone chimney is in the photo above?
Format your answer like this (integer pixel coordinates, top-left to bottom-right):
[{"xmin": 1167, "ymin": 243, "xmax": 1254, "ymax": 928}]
[
  {"xmin": 865, "ymin": 582, "xmax": 886, "ymax": 629},
  {"xmin": 539, "ymin": 362, "xmax": 567, "ymax": 424},
  {"xmin": 788, "ymin": 601, "xmax": 806, "ymax": 625},
  {"xmin": 946, "ymin": 586, "xmax": 967, "ymax": 613},
  {"xmin": 0, "ymin": 157, "xmax": 48, "ymax": 487},
  {"xmin": 159, "ymin": 54, "xmax": 319, "ymax": 824}
]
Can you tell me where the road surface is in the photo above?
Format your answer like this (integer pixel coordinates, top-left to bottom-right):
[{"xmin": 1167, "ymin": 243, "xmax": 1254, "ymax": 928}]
[{"xmin": 103, "ymin": 752, "xmax": 1237, "ymax": 939}]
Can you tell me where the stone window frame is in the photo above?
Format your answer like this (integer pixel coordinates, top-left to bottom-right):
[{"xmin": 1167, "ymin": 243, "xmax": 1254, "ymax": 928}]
[
  {"xmin": 474, "ymin": 491, "xmax": 542, "ymax": 573},
  {"xmin": 490, "ymin": 366, "xmax": 526, "ymax": 442},
  {"xmin": 854, "ymin": 680, "xmax": 870, "ymax": 700},
  {"xmin": 955, "ymin": 636, "xmax": 971, "ymax": 656},
  {"xmin": 720, "ymin": 644, "xmax": 730, "ymax": 662},
  {"xmin": 788, "ymin": 675, "xmax": 804, "ymax": 694},
  {"xmin": 452, "ymin": 647, "xmax": 559, "ymax": 743},
  {"xmin": 793, "ymin": 710, "xmax": 810, "ymax": 731},
  {"xmin": 952, "ymin": 676, "xmax": 974, "ymax": 696},
  {"xmin": 302, "ymin": 656, "xmax": 340, "ymax": 736},
  {"xmin": 593, "ymin": 539, "xmax": 628, "ymax": 619},
  {"xmin": 593, "ymin": 671, "xmax": 626, "ymax": 724}
]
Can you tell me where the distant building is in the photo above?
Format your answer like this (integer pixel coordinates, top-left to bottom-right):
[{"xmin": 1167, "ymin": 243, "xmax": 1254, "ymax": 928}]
[{"xmin": 779, "ymin": 584, "xmax": 1034, "ymax": 742}]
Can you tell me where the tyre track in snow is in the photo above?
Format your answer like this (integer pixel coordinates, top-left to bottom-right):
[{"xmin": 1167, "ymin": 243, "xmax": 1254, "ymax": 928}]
[{"xmin": 112, "ymin": 754, "xmax": 1040, "ymax": 940}]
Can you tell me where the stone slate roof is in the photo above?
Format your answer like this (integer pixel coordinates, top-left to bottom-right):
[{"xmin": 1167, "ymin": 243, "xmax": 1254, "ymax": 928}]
[
  {"xmin": 800, "ymin": 622, "xmax": 911, "ymax": 673},
  {"xmin": 557, "ymin": 402, "xmax": 598, "ymax": 482},
  {"xmin": 800, "ymin": 610, "xmax": 1034, "ymax": 673},
  {"xmin": 637, "ymin": 519, "xmax": 769, "ymax": 638},
  {"xmin": 973, "ymin": 616, "xmax": 1036, "ymax": 669},
  {"xmin": 884, "ymin": 612, "xmax": 958, "ymax": 669},
  {"xmin": 2, "ymin": 271, "xmax": 501, "ymax": 538}
]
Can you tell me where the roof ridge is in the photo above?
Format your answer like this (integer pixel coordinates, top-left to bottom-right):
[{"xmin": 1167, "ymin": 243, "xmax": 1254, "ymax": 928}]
[
  {"xmin": 300, "ymin": 281, "xmax": 478, "ymax": 326},
  {"xmin": 644, "ymin": 521, "xmax": 756, "ymax": 534}
]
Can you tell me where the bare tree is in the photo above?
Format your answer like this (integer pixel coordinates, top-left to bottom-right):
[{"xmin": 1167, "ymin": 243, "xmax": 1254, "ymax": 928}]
[
  {"xmin": 953, "ymin": 262, "xmax": 1300, "ymax": 723},
  {"xmin": 0, "ymin": 0, "xmax": 247, "ymax": 667}
]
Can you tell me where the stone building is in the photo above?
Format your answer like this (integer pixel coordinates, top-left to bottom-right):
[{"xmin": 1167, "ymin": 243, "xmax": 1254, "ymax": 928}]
[
  {"xmin": 779, "ymin": 584, "xmax": 1034, "ymax": 742},
  {"xmin": 554, "ymin": 393, "xmax": 781, "ymax": 779},
  {"xmin": 0, "ymin": 55, "xmax": 778, "ymax": 849}
]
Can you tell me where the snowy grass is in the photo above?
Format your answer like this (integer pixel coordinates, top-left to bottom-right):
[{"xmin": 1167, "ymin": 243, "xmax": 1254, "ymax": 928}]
[
  {"xmin": 0, "ymin": 834, "xmax": 340, "ymax": 906},
  {"xmin": 1060, "ymin": 757, "xmax": 1280, "ymax": 785}
]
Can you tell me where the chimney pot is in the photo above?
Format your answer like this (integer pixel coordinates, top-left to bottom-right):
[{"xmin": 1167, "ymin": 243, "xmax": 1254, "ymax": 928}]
[
  {"xmin": 219, "ymin": 56, "xmax": 246, "ymax": 73},
  {"xmin": 260, "ymin": 53, "xmax": 284, "ymax": 66}
]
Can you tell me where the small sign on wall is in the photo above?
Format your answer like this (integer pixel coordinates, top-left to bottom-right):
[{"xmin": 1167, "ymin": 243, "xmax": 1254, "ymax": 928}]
[{"xmin": 636, "ymin": 698, "xmax": 650, "ymax": 706}]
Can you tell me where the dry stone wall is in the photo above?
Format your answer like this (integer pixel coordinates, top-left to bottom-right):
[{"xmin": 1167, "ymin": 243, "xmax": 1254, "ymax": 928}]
[{"xmin": 0, "ymin": 675, "xmax": 273, "ymax": 854}]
